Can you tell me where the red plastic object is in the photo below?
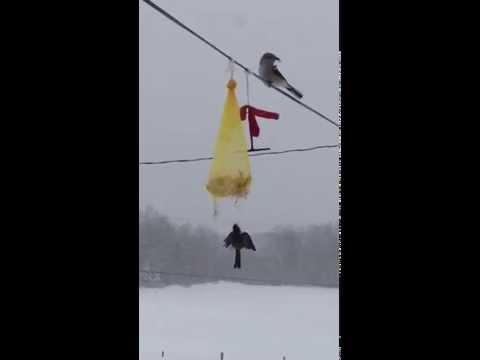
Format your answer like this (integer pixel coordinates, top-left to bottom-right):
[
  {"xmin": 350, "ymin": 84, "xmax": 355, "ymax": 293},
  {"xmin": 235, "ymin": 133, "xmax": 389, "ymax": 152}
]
[{"xmin": 239, "ymin": 105, "xmax": 279, "ymax": 138}]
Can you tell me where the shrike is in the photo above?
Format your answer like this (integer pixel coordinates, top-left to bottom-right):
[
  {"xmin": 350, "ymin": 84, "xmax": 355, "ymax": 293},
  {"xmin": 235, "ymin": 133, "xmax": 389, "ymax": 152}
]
[{"xmin": 259, "ymin": 52, "xmax": 303, "ymax": 99}]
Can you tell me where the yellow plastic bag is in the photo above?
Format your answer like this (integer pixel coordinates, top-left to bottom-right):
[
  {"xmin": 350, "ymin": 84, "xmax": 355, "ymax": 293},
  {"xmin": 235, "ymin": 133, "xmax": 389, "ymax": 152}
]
[{"xmin": 206, "ymin": 79, "xmax": 252, "ymax": 202}]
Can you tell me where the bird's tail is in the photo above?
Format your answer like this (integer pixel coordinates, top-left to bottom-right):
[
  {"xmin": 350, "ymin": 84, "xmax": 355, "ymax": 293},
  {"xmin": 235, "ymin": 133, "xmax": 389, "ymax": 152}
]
[
  {"xmin": 234, "ymin": 249, "xmax": 241, "ymax": 269},
  {"xmin": 286, "ymin": 84, "xmax": 303, "ymax": 99}
]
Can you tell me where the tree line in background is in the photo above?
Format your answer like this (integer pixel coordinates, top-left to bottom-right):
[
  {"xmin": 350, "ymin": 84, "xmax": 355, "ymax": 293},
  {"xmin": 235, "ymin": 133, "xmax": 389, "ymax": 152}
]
[{"xmin": 139, "ymin": 206, "xmax": 339, "ymax": 288}]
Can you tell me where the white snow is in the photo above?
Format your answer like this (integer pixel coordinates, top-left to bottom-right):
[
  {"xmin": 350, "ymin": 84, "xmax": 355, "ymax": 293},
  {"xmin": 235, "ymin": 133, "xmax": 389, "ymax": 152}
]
[{"xmin": 140, "ymin": 282, "xmax": 338, "ymax": 360}]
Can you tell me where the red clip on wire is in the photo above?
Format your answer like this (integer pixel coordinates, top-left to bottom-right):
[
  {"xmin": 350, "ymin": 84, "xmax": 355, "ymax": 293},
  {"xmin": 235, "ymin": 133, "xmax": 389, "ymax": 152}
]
[{"xmin": 240, "ymin": 105, "xmax": 279, "ymax": 138}]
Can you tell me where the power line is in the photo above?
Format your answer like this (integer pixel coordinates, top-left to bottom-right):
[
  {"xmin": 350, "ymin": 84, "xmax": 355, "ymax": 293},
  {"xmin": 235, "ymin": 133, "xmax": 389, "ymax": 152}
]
[
  {"xmin": 141, "ymin": 0, "xmax": 339, "ymax": 128},
  {"xmin": 140, "ymin": 144, "xmax": 339, "ymax": 165},
  {"xmin": 140, "ymin": 269, "xmax": 328, "ymax": 287},
  {"xmin": 141, "ymin": 156, "xmax": 212, "ymax": 165}
]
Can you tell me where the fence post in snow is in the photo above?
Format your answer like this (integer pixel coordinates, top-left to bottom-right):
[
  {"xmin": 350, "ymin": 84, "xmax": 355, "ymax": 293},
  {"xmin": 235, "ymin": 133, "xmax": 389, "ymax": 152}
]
[
  {"xmin": 220, "ymin": 352, "xmax": 224, "ymax": 360},
  {"xmin": 282, "ymin": 356, "xmax": 286, "ymax": 360},
  {"xmin": 161, "ymin": 350, "xmax": 164, "ymax": 358}
]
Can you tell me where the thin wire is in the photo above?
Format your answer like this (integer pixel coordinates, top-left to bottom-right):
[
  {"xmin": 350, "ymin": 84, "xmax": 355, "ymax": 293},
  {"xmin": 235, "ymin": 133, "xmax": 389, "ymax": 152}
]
[
  {"xmin": 141, "ymin": 156, "xmax": 213, "ymax": 165},
  {"xmin": 140, "ymin": 269, "xmax": 327, "ymax": 287},
  {"xmin": 245, "ymin": 69, "xmax": 251, "ymax": 106},
  {"xmin": 249, "ymin": 144, "xmax": 338, "ymax": 157},
  {"xmin": 227, "ymin": 59, "xmax": 235, "ymax": 80},
  {"xmin": 141, "ymin": 0, "xmax": 339, "ymax": 128},
  {"xmin": 139, "ymin": 144, "xmax": 339, "ymax": 165}
]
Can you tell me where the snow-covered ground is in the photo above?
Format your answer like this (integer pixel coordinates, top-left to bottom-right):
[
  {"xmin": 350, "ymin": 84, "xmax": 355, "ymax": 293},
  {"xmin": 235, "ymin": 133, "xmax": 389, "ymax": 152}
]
[{"xmin": 140, "ymin": 282, "xmax": 338, "ymax": 360}]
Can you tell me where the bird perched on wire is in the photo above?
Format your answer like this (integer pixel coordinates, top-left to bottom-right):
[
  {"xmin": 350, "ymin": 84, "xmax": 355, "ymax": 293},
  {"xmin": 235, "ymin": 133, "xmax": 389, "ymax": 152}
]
[
  {"xmin": 259, "ymin": 52, "xmax": 303, "ymax": 99},
  {"xmin": 224, "ymin": 224, "xmax": 256, "ymax": 269}
]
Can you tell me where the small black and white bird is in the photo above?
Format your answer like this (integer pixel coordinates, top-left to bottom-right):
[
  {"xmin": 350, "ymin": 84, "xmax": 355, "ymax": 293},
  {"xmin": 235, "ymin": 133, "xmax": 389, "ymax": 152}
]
[
  {"xmin": 259, "ymin": 52, "xmax": 303, "ymax": 99},
  {"xmin": 224, "ymin": 224, "xmax": 256, "ymax": 269}
]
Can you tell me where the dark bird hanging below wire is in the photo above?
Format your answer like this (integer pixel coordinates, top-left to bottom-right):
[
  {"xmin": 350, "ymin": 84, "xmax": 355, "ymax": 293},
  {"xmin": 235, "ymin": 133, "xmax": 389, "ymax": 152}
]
[
  {"xmin": 259, "ymin": 52, "xmax": 304, "ymax": 99},
  {"xmin": 224, "ymin": 224, "xmax": 256, "ymax": 269}
]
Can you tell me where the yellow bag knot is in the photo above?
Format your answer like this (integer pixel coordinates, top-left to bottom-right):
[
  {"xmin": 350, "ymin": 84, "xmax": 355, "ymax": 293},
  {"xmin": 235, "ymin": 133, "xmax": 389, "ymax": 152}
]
[{"xmin": 227, "ymin": 79, "xmax": 237, "ymax": 90}]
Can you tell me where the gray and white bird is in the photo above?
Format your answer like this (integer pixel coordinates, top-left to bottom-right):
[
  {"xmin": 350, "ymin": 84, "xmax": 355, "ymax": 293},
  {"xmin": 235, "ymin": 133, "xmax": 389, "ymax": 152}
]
[{"xmin": 258, "ymin": 52, "xmax": 303, "ymax": 99}]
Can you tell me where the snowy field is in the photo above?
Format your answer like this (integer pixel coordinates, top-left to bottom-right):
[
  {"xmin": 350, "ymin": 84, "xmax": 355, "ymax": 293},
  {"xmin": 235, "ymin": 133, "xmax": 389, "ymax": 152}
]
[{"xmin": 140, "ymin": 282, "xmax": 338, "ymax": 360}]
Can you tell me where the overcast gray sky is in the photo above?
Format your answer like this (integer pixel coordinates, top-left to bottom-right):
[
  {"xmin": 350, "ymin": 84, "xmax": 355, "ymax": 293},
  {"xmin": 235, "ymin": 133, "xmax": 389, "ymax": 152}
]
[{"xmin": 139, "ymin": 0, "xmax": 339, "ymax": 233}]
